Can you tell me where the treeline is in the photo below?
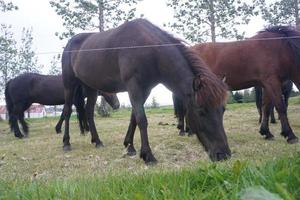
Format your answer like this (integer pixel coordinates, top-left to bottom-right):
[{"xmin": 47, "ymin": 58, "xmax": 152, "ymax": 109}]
[{"xmin": 227, "ymin": 88, "xmax": 300, "ymax": 104}]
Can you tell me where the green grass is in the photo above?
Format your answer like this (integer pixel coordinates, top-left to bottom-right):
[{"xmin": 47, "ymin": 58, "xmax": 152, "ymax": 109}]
[
  {"xmin": 0, "ymin": 155, "xmax": 299, "ymax": 199},
  {"xmin": 0, "ymin": 98, "xmax": 299, "ymax": 199}
]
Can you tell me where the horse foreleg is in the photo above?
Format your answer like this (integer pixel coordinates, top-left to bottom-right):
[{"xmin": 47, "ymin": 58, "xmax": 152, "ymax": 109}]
[
  {"xmin": 123, "ymin": 111, "xmax": 137, "ymax": 156},
  {"xmin": 85, "ymin": 87, "xmax": 103, "ymax": 148},
  {"xmin": 264, "ymin": 81, "xmax": 298, "ymax": 144},
  {"xmin": 127, "ymin": 81, "xmax": 156, "ymax": 164},
  {"xmin": 259, "ymin": 91, "xmax": 274, "ymax": 140},
  {"xmin": 55, "ymin": 113, "xmax": 64, "ymax": 134}
]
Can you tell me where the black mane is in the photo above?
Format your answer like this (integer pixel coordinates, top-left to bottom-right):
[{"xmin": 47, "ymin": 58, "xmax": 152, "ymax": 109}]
[{"xmin": 259, "ymin": 25, "xmax": 300, "ymax": 65}]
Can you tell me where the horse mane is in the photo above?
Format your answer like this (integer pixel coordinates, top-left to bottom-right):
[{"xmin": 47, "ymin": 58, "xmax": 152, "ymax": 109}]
[
  {"xmin": 139, "ymin": 19, "xmax": 228, "ymax": 107},
  {"xmin": 259, "ymin": 25, "xmax": 300, "ymax": 65}
]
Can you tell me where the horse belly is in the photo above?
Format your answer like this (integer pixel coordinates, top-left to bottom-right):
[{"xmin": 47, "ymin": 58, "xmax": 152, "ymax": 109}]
[{"xmin": 74, "ymin": 63, "xmax": 126, "ymax": 93}]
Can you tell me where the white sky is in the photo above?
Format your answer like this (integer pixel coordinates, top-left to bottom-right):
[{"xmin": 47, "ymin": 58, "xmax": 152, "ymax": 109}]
[{"xmin": 0, "ymin": 0, "xmax": 266, "ymax": 106}]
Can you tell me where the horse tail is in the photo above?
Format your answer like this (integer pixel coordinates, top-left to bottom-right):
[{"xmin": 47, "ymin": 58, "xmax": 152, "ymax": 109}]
[
  {"xmin": 4, "ymin": 81, "xmax": 15, "ymax": 131},
  {"xmin": 73, "ymin": 84, "xmax": 89, "ymax": 134}
]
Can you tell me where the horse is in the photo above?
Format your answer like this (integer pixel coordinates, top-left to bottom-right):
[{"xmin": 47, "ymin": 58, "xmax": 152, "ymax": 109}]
[
  {"xmin": 192, "ymin": 26, "xmax": 300, "ymax": 143},
  {"xmin": 255, "ymin": 80, "xmax": 293, "ymax": 124},
  {"xmin": 61, "ymin": 19, "xmax": 230, "ymax": 164},
  {"xmin": 172, "ymin": 93, "xmax": 191, "ymax": 136},
  {"xmin": 5, "ymin": 73, "xmax": 120, "ymax": 138},
  {"xmin": 173, "ymin": 81, "xmax": 292, "ymax": 136}
]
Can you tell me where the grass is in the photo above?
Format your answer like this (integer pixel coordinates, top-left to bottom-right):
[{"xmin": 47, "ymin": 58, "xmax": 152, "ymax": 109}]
[{"xmin": 0, "ymin": 97, "xmax": 299, "ymax": 199}]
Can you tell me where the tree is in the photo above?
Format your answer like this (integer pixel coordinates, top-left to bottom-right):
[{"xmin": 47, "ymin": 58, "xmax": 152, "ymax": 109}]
[
  {"xmin": 18, "ymin": 28, "xmax": 39, "ymax": 74},
  {"xmin": 166, "ymin": 0, "xmax": 258, "ymax": 43},
  {"xmin": 50, "ymin": 0, "xmax": 142, "ymax": 116},
  {"xmin": 49, "ymin": 54, "xmax": 62, "ymax": 116},
  {"xmin": 151, "ymin": 96, "xmax": 159, "ymax": 108},
  {"xmin": 233, "ymin": 91, "xmax": 243, "ymax": 103},
  {"xmin": 0, "ymin": 24, "xmax": 18, "ymax": 94},
  {"xmin": 49, "ymin": 0, "xmax": 142, "ymax": 39},
  {"xmin": 0, "ymin": 0, "xmax": 18, "ymax": 12},
  {"xmin": 49, "ymin": 54, "xmax": 61, "ymax": 75},
  {"xmin": 243, "ymin": 88, "xmax": 255, "ymax": 103},
  {"xmin": 256, "ymin": 0, "xmax": 300, "ymax": 27}
]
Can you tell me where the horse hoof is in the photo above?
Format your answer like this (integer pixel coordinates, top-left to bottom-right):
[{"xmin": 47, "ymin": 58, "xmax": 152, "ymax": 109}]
[
  {"xmin": 55, "ymin": 127, "xmax": 61, "ymax": 134},
  {"xmin": 145, "ymin": 158, "xmax": 157, "ymax": 165},
  {"xmin": 15, "ymin": 134, "xmax": 24, "ymax": 139},
  {"xmin": 127, "ymin": 145, "xmax": 137, "ymax": 156},
  {"xmin": 287, "ymin": 137, "xmax": 298, "ymax": 144},
  {"xmin": 179, "ymin": 131, "xmax": 185, "ymax": 136},
  {"xmin": 63, "ymin": 145, "xmax": 72, "ymax": 151},
  {"xmin": 264, "ymin": 135, "xmax": 274, "ymax": 140},
  {"xmin": 95, "ymin": 142, "xmax": 104, "ymax": 148},
  {"xmin": 141, "ymin": 152, "xmax": 157, "ymax": 165},
  {"xmin": 270, "ymin": 120, "xmax": 276, "ymax": 124}
]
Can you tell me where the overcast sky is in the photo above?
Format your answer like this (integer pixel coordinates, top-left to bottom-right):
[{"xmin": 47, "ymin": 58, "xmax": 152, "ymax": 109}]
[{"xmin": 0, "ymin": 0, "xmax": 265, "ymax": 106}]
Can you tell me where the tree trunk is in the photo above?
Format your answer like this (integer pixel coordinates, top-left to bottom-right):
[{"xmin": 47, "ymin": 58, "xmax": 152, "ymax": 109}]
[
  {"xmin": 98, "ymin": 0, "xmax": 104, "ymax": 32},
  {"xmin": 97, "ymin": 0, "xmax": 110, "ymax": 117},
  {"xmin": 295, "ymin": 0, "xmax": 300, "ymax": 28},
  {"xmin": 208, "ymin": 0, "xmax": 216, "ymax": 42}
]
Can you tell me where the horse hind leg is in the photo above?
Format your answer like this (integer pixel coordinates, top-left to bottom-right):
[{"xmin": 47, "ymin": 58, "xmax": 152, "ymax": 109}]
[
  {"xmin": 259, "ymin": 92, "xmax": 275, "ymax": 140},
  {"xmin": 19, "ymin": 112, "xmax": 29, "ymax": 137},
  {"xmin": 264, "ymin": 80, "xmax": 298, "ymax": 144},
  {"xmin": 10, "ymin": 106, "xmax": 24, "ymax": 138}
]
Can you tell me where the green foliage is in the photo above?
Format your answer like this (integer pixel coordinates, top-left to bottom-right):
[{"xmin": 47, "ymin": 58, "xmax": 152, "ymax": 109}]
[
  {"xmin": 0, "ymin": 24, "xmax": 18, "ymax": 93},
  {"xmin": 256, "ymin": 0, "xmax": 300, "ymax": 26},
  {"xmin": 227, "ymin": 91, "xmax": 237, "ymax": 104},
  {"xmin": 48, "ymin": 54, "xmax": 61, "ymax": 75},
  {"xmin": 150, "ymin": 96, "xmax": 159, "ymax": 108},
  {"xmin": 0, "ymin": 0, "xmax": 18, "ymax": 12},
  {"xmin": 233, "ymin": 91, "xmax": 243, "ymax": 103},
  {"xmin": 166, "ymin": 0, "xmax": 258, "ymax": 42},
  {"xmin": 18, "ymin": 28, "xmax": 39, "ymax": 74},
  {"xmin": 49, "ymin": 0, "xmax": 142, "ymax": 39},
  {"xmin": 242, "ymin": 88, "xmax": 255, "ymax": 103},
  {"xmin": 96, "ymin": 96, "xmax": 112, "ymax": 117}
]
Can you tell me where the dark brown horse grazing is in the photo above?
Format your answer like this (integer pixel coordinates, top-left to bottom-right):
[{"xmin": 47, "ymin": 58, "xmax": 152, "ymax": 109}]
[
  {"xmin": 255, "ymin": 80, "xmax": 293, "ymax": 124},
  {"xmin": 192, "ymin": 26, "xmax": 300, "ymax": 143},
  {"xmin": 5, "ymin": 73, "xmax": 119, "ymax": 138},
  {"xmin": 62, "ymin": 19, "xmax": 230, "ymax": 164}
]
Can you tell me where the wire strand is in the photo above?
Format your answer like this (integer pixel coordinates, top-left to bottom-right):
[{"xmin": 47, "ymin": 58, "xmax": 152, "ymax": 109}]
[{"xmin": 3, "ymin": 35, "xmax": 300, "ymax": 56}]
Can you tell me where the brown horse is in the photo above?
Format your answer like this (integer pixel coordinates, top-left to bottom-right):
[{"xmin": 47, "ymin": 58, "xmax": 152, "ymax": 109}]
[
  {"xmin": 5, "ymin": 73, "xmax": 119, "ymax": 138},
  {"xmin": 62, "ymin": 19, "xmax": 230, "ymax": 164},
  {"xmin": 192, "ymin": 26, "xmax": 300, "ymax": 143}
]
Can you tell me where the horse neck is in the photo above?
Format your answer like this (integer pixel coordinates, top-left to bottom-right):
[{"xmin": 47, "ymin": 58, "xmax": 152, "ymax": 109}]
[{"xmin": 159, "ymin": 54, "xmax": 195, "ymax": 99}]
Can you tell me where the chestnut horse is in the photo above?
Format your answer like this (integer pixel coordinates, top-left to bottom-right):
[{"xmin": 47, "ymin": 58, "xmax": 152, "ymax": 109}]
[
  {"xmin": 5, "ymin": 73, "xmax": 119, "ymax": 138},
  {"xmin": 62, "ymin": 19, "xmax": 230, "ymax": 164},
  {"xmin": 192, "ymin": 26, "xmax": 300, "ymax": 143},
  {"xmin": 255, "ymin": 80, "xmax": 293, "ymax": 124}
]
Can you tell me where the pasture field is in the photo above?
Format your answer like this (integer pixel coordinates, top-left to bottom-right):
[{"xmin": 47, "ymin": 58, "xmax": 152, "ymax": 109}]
[{"xmin": 0, "ymin": 97, "xmax": 300, "ymax": 199}]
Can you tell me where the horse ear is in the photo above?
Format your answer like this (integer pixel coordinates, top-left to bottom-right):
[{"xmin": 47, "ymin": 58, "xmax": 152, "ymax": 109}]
[{"xmin": 193, "ymin": 76, "xmax": 202, "ymax": 91}]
